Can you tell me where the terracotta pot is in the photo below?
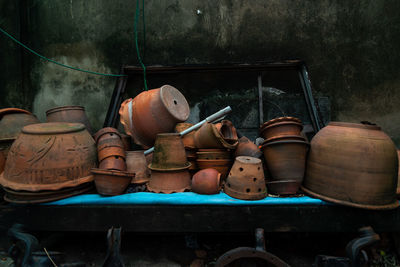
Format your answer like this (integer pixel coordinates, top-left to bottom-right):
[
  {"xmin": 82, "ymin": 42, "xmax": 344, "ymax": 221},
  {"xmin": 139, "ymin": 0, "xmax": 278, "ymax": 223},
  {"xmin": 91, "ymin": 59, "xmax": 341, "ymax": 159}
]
[
  {"xmin": 0, "ymin": 122, "xmax": 97, "ymax": 191},
  {"xmin": 215, "ymin": 120, "xmax": 239, "ymax": 144},
  {"xmin": 126, "ymin": 150, "xmax": 150, "ymax": 184},
  {"xmin": 92, "ymin": 168, "xmax": 133, "ymax": 196},
  {"xmin": 302, "ymin": 122, "xmax": 399, "ymax": 210},
  {"xmin": 224, "ymin": 156, "xmax": 267, "ymax": 200},
  {"xmin": 98, "ymin": 155, "xmax": 127, "ymax": 171},
  {"xmin": 149, "ymin": 133, "xmax": 190, "ymax": 171},
  {"xmin": 46, "ymin": 106, "xmax": 93, "ymax": 134},
  {"xmin": 119, "ymin": 85, "xmax": 190, "ymax": 148},
  {"xmin": 194, "ymin": 122, "xmax": 238, "ymax": 150},
  {"xmin": 94, "ymin": 127, "xmax": 122, "ymax": 144},
  {"xmin": 191, "ymin": 168, "xmax": 221, "ymax": 195},
  {"xmin": 262, "ymin": 140, "xmax": 309, "ymax": 183},
  {"xmin": 147, "ymin": 169, "xmax": 191, "ymax": 193},
  {"xmin": 260, "ymin": 121, "xmax": 303, "ymax": 140},
  {"xmin": 196, "ymin": 149, "xmax": 232, "ymax": 160},
  {"xmin": 263, "ymin": 134, "xmax": 306, "ymax": 144},
  {"xmin": 175, "ymin": 123, "xmax": 196, "ymax": 149},
  {"xmin": 196, "ymin": 159, "xmax": 232, "ymax": 179},
  {"xmin": 260, "ymin": 116, "xmax": 302, "ymax": 130},
  {"xmin": 98, "ymin": 146, "xmax": 126, "ymax": 162},
  {"xmin": 235, "ymin": 137, "xmax": 262, "ymax": 158},
  {"xmin": 267, "ymin": 180, "xmax": 301, "ymax": 196}
]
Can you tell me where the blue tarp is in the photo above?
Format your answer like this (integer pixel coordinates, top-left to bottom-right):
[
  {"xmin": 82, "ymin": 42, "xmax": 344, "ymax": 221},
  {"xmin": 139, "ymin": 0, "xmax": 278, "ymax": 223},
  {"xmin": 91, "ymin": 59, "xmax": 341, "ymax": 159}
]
[{"xmin": 45, "ymin": 192, "xmax": 330, "ymax": 206}]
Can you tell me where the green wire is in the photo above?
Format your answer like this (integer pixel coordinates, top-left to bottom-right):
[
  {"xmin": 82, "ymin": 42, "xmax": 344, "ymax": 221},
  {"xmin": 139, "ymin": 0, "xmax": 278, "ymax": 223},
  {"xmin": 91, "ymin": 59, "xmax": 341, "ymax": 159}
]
[
  {"xmin": 134, "ymin": 0, "xmax": 148, "ymax": 90},
  {"xmin": 0, "ymin": 26, "xmax": 126, "ymax": 77}
]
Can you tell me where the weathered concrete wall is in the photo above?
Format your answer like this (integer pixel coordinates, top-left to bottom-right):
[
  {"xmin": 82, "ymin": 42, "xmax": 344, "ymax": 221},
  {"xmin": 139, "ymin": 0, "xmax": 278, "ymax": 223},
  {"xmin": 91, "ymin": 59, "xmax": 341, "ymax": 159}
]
[{"xmin": 1, "ymin": 0, "xmax": 399, "ymax": 145}]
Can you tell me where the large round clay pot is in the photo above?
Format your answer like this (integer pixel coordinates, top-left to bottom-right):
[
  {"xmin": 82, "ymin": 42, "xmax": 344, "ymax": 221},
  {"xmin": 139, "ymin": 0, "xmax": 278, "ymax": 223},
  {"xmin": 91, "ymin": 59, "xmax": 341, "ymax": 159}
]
[
  {"xmin": 0, "ymin": 122, "xmax": 97, "ymax": 191},
  {"xmin": 191, "ymin": 168, "xmax": 221, "ymax": 195},
  {"xmin": 119, "ymin": 85, "xmax": 190, "ymax": 148},
  {"xmin": 0, "ymin": 149, "xmax": 6, "ymax": 174},
  {"xmin": 46, "ymin": 106, "xmax": 93, "ymax": 135},
  {"xmin": 302, "ymin": 122, "xmax": 399, "ymax": 210},
  {"xmin": 126, "ymin": 150, "xmax": 150, "ymax": 184}
]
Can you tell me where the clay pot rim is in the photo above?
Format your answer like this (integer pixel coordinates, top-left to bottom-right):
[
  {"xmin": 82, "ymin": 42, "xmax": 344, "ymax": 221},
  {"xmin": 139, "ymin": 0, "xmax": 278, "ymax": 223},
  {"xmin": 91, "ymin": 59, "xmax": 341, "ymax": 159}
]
[
  {"xmin": 94, "ymin": 127, "xmax": 122, "ymax": 143},
  {"xmin": 0, "ymin": 108, "xmax": 32, "ymax": 119},
  {"xmin": 301, "ymin": 185, "xmax": 399, "ymax": 210},
  {"xmin": 261, "ymin": 139, "xmax": 310, "ymax": 149},
  {"xmin": 91, "ymin": 168, "xmax": 135, "ymax": 177},
  {"xmin": 262, "ymin": 134, "xmax": 306, "ymax": 144},
  {"xmin": 148, "ymin": 162, "xmax": 191, "ymax": 172},
  {"xmin": 22, "ymin": 122, "xmax": 86, "ymax": 135},
  {"xmin": 46, "ymin": 105, "xmax": 85, "ymax": 115},
  {"xmin": 260, "ymin": 121, "xmax": 303, "ymax": 134},
  {"xmin": 159, "ymin": 85, "xmax": 190, "ymax": 122},
  {"xmin": 260, "ymin": 116, "xmax": 302, "ymax": 129},
  {"xmin": 328, "ymin": 121, "xmax": 381, "ymax": 131}
]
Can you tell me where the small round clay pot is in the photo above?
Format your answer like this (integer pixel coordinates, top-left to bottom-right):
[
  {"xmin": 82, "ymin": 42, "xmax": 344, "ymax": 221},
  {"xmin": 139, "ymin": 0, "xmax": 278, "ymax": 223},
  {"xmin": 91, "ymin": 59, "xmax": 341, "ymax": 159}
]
[
  {"xmin": 196, "ymin": 159, "xmax": 232, "ymax": 179},
  {"xmin": 92, "ymin": 168, "xmax": 133, "ymax": 196},
  {"xmin": 149, "ymin": 133, "xmax": 191, "ymax": 171},
  {"xmin": 260, "ymin": 121, "xmax": 303, "ymax": 140},
  {"xmin": 191, "ymin": 168, "xmax": 221, "ymax": 195},
  {"xmin": 175, "ymin": 123, "xmax": 196, "ymax": 149},
  {"xmin": 46, "ymin": 106, "xmax": 93, "ymax": 134},
  {"xmin": 94, "ymin": 127, "xmax": 122, "ymax": 144},
  {"xmin": 194, "ymin": 122, "xmax": 238, "ymax": 149},
  {"xmin": 235, "ymin": 137, "xmax": 262, "ymax": 158},
  {"xmin": 147, "ymin": 169, "xmax": 191, "ymax": 193},
  {"xmin": 97, "ymin": 146, "xmax": 126, "ymax": 162},
  {"xmin": 224, "ymin": 156, "xmax": 267, "ymax": 200},
  {"xmin": 126, "ymin": 150, "xmax": 150, "ymax": 184},
  {"xmin": 261, "ymin": 140, "xmax": 309, "ymax": 183},
  {"xmin": 267, "ymin": 180, "xmax": 301, "ymax": 196},
  {"xmin": 98, "ymin": 155, "xmax": 127, "ymax": 171},
  {"xmin": 197, "ymin": 149, "xmax": 232, "ymax": 160}
]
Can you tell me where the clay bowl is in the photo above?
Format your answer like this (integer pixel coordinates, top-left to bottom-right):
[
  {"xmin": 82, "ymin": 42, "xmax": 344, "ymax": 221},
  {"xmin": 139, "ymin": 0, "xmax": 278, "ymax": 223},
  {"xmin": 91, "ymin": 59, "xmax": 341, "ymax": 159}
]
[
  {"xmin": 267, "ymin": 180, "xmax": 301, "ymax": 196},
  {"xmin": 196, "ymin": 159, "xmax": 232, "ymax": 179},
  {"xmin": 175, "ymin": 123, "xmax": 196, "ymax": 149},
  {"xmin": 92, "ymin": 168, "xmax": 134, "ymax": 196},
  {"xmin": 149, "ymin": 133, "xmax": 190, "ymax": 171},
  {"xmin": 99, "ymin": 155, "xmax": 127, "ymax": 171},
  {"xmin": 94, "ymin": 127, "xmax": 122, "ymax": 144},
  {"xmin": 147, "ymin": 169, "xmax": 191, "ymax": 193},
  {"xmin": 192, "ymin": 168, "xmax": 221, "ymax": 195},
  {"xmin": 46, "ymin": 106, "xmax": 93, "ymax": 135},
  {"xmin": 196, "ymin": 149, "xmax": 232, "ymax": 160},
  {"xmin": 260, "ymin": 121, "xmax": 303, "ymax": 140},
  {"xmin": 126, "ymin": 150, "xmax": 150, "ymax": 184},
  {"xmin": 235, "ymin": 136, "xmax": 262, "ymax": 158},
  {"xmin": 0, "ymin": 122, "xmax": 97, "ymax": 192}
]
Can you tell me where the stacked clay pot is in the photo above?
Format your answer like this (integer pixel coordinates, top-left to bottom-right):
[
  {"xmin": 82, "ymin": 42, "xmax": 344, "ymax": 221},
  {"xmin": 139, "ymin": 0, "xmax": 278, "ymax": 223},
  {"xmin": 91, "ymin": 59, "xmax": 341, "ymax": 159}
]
[
  {"xmin": 46, "ymin": 106, "xmax": 93, "ymax": 135},
  {"xmin": 224, "ymin": 156, "xmax": 267, "ymax": 200},
  {"xmin": 302, "ymin": 122, "xmax": 399, "ymax": 210},
  {"xmin": 175, "ymin": 123, "xmax": 198, "ymax": 175},
  {"xmin": 119, "ymin": 85, "xmax": 190, "ymax": 148},
  {"xmin": 126, "ymin": 150, "xmax": 150, "ymax": 185},
  {"xmin": 196, "ymin": 149, "xmax": 233, "ymax": 179},
  {"xmin": 147, "ymin": 133, "xmax": 191, "ymax": 193},
  {"xmin": 260, "ymin": 117, "xmax": 308, "ymax": 195}
]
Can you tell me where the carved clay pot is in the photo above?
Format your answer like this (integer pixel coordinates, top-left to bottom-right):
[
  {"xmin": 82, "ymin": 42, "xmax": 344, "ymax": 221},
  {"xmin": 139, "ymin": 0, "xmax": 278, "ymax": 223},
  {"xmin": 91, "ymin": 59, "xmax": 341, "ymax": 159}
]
[
  {"xmin": 235, "ymin": 137, "xmax": 262, "ymax": 158},
  {"xmin": 126, "ymin": 150, "xmax": 150, "ymax": 184},
  {"xmin": 119, "ymin": 85, "xmax": 190, "ymax": 148},
  {"xmin": 194, "ymin": 122, "xmax": 238, "ymax": 150},
  {"xmin": 267, "ymin": 180, "xmax": 301, "ymax": 196},
  {"xmin": 196, "ymin": 159, "xmax": 232, "ymax": 179},
  {"xmin": 147, "ymin": 169, "xmax": 191, "ymax": 193},
  {"xmin": 0, "ymin": 122, "xmax": 97, "ymax": 191},
  {"xmin": 224, "ymin": 156, "xmax": 267, "ymax": 200},
  {"xmin": 302, "ymin": 122, "xmax": 399, "ymax": 210},
  {"xmin": 149, "ymin": 133, "xmax": 190, "ymax": 171},
  {"xmin": 92, "ymin": 168, "xmax": 133, "ymax": 196},
  {"xmin": 46, "ymin": 106, "xmax": 93, "ymax": 135},
  {"xmin": 191, "ymin": 168, "xmax": 221, "ymax": 195},
  {"xmin": 175, "ymin": 123, "xmax": 196, "ymax": 149}
]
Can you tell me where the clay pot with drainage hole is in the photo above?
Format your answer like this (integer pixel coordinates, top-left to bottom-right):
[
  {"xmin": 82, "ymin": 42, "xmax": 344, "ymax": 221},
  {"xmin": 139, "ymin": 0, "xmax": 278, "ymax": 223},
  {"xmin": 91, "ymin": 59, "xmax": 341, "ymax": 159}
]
[
  {"xmin": 147, "ymin": 169, "xmax": 191, "ymax": 193},
  {"xmin": 126, "ymin": 150, "xmax": 150, "ymax": 184},
  {"xmin": 224, "ymin": 156, "xmax": 267, "ymax": 200},
  {"xmin": 46, "ymin": 106, "xmax": 93, "ymax": 135},
  {"xmin": 191, "ymin": 168, "xmax": 221, "ymax": 195}
]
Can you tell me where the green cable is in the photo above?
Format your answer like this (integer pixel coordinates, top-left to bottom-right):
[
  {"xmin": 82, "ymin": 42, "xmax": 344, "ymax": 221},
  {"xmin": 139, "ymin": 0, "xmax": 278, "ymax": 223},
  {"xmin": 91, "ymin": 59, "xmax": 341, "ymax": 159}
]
[
  {"xmin": 134, "ymin": 0, "xmax": 148, "ymax": 90},
  {"xmin": 0, "ymin": 26, "xmax": 126, "ymax": 77}
]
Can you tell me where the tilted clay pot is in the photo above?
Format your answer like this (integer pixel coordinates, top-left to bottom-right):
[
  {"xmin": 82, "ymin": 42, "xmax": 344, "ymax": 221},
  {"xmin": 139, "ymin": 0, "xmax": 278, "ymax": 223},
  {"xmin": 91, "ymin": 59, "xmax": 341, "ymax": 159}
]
[
  {"xmin": 46, "ymin": 106, "xmax": 93, "ymax": 135},
  {"xmin": 196, "ymin": 159, "xmax": 232, "ymax": 179},
  {"xmin": 302, "ymin": 122, "xmax": 399, "ymax": 210},
  {"xmin": 224, "ymin": 156, "xmax": 267, "ymax": 200},
  {"xmin": 0, "ymin": 122, "xmax": 97, "ymax": 191},
  {"xmin": 262, "ymin": 140, "xmax": 309, "ymax": 185},
  {"xmin": 149, "ymin": 133, "xmax": 190, "ymax": 171},
  {"xmin": 175, "ymin": 123, "xmax": 196, "ymax": 149},
  {"xmin": 126, "ymin": 150, "xmax": 150, "ymax": 184},
  {"xmin": 147, "ymin": 169, "xmax": 191, "ymax": 193},
  {"xmin": 235, "ymin": 137, "xmax": 262, "ymax": 158},
  {"xmin": 191, "ymin": 168, "xmax": 221, "ymax": 195},
  {"xmin": 194, "ymin": 122, "xmax": 238, "ymax": 149},
  {"xmin": 119, "ymin": 85, "xmax": 190, "ymax": 148},
  {"xmin": 92, "ymin": 168, "xmax": 134, "ymax": 196}
]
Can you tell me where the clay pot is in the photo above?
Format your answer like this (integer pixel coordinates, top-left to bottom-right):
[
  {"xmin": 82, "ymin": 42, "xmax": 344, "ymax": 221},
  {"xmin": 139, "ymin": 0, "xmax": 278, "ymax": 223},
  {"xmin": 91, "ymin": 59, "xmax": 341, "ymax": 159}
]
[
  {"xmin": 98, "ymin": 146, "xmax": 126, "ymax": 162},
  {"xmin": 260, "ymin": 121, "xmax": 303, "ymax": 140},
  {"xmin": 197, "ymin": 149, "xmax": 232, "ymax": 160},
  {"xmin": 224, "ymin": 156, "xmax": 267, "ymax": 200},
  {"xmin": 98, "ymin": 156, "xmax": 127, "ymax": 171},
  {"xmin": 302, "ymin": 122, "xmax": 399, "ymax": 210},
  {"xmin": 215, "ymin": 120, "xmax": 239, "ymax": 144},
  {"xmin": 126, "ymin": 151, "xmax": 150, "ymax": 184},
  {"xmin": 191, "ymin": 169, "xmax": 221, "ymax": 195},
  {"xmin": 267, "ymin": 180, "xmax": 301, "ymax": 196},
  {"xmin": 196, "ymin": 159, "xmax": 232, "ymax": 179},
  {"xmin": 175, "ymin": 123, "xmax": 196, "ymax": 149},
  {"xmin": 147, "ymin": 169, "xmax": 191, "ymax": 193},
  {"xmin": 194, "ymin": 122, "xmax": 238, "ymax": 150},
  {"xmin": 260, "ymin": 116, "xmax": 302, "ymax": 129},
  {"xmin": 92, "ymin": 168, "xmax": 133, "ymax": 196},
  {"xmin": 119, "ymin": 85, "xmax": 190, "ymax": 148},
  {"xmin": 235, "ymin": 137, "xmax": 262, "ymax": 158},
  {"xmin": 94, "ymin": 127, "xmax": 122, "ymax": 144},
  {"xmin": 149, "ymin": 133, "xmax": 190, "ymax": 171},
  {"xmin": 263, "ymin": 134, "xmax": 306, "ymax": 144},
  {"xmin": 46, "ymin": 106, "xmax": 93, "ymax": 134},
  {"xmin": 0, "ymin": 122, "xmax": 97, "ymax": 191},
  {"xmin": 262, "ymin": 140, "xmax": 309, "ymax": 184}
]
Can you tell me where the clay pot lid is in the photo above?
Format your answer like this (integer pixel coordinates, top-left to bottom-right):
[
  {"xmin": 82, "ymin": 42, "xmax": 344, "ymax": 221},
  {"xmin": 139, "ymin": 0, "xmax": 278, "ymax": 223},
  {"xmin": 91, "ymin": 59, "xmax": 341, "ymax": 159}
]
[
  {"xmin": 91, "ymin": 168, "xmax": 135, "ymax": 177},
  {"xmin": 0, "ymin": 108, "xmax": 31, "ymax": 119},
  {"xmin": 261, "ymin": 139, "xmax": 310, "ymax": 149},
  {"xmin": 260, "ymin": 116, "xmax": 302, "ymax": 129},
  {"xmin": 235, "ymin": 156, "xmax": 261, "ymax": 165},
  {"xmin": 93, "ymin": 127, "xmax": 121, "ymax": 143},
  {"xmin": 328, "ymin": 121, "xmax": 381, "ymax": 131},
  {"xmin": 46, "ymin": 105, "xmax": 85, "ymax": 115},
  {"xmin": 22, "ymin": 122, "xmax": 86, "ymax": 135},
  {"xmin": 159, "ymin": 85, "xmax": 190, "ymax": 122}
]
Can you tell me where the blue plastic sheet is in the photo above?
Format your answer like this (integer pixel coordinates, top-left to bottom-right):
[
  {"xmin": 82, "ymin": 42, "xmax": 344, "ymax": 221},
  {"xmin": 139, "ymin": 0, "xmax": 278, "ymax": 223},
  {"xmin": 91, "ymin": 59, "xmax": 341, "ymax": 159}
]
[{"xmin": 44, "ymin": 192, "xmax": 330, "ymax": 206}]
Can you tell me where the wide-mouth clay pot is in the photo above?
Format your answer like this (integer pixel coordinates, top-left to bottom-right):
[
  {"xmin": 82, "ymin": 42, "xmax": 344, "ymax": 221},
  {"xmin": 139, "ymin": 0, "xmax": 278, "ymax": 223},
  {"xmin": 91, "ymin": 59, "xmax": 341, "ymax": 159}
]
[
  {"xmin": 191, "ymin": 168, "xmax": 221, "ymax": 195},
  {"xmin": 267, "ymin": 180, "xmax": 301, "ymax": 196},
  {"xmin": 235, "ymin": 136, "xmax": 262, "ymax": 158},
  {"xmin": 126, "ymin": 150, "xmax": 150, "ymax": 184},
  {"xmin": 0, "ymin": 122, "xmax": 97, "ymax": 192},
  {"xmin": 147, "ymin": 169, "xmax": 191, "ymax": 194},
  {"xmin": 194, "ymin": 122, "xmax": 238, "ymax": 149},
  {"xmin": 46, "ymin": 106, "xmax": 93, "ymax": 135},
  {"xmin": 92, "ymin": 168, "xmax": 134, "ymax": 196},
  {"xmin": 260, "ymin": 121, "xmax": 303, "ymax": 140}
]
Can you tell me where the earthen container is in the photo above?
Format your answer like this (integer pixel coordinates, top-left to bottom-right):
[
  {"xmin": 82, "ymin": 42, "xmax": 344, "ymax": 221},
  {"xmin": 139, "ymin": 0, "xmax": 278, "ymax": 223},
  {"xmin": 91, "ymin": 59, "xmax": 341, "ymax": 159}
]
[
  {"xmin": 126, "ymin": 150, "xmax": 150, "ymax": 184},
  {"xmin": 191, "ymin": 168, "xmax": 221, "ymax": 195},
  {"xmin": 235, "ymin": 137, "xmax": 262, "ymax": 158},
  {"xmin": 46, "ymin": 106, "xmax": 93, "ymax": 135},
  {"xmin": 147, "ymin": 169, "xmax": 191, "ymax": 193},
  {"xmin": 98, "ymin": 156, "xmax": 127, "ymax": 171},
  {"xmin": 92, "ymin": 168, "xmax": 133, "ymax": 196},
  {"xmin": 260, "ymin": 121, "xmax": 303, "ymax": 140}
]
